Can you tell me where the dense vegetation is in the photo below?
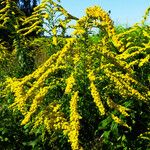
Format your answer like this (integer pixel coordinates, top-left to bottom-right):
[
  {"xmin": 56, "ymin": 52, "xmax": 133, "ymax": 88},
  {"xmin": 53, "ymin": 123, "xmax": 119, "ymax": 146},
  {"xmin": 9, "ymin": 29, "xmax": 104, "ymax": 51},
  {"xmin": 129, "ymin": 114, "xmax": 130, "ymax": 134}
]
[{"xmin": 0, "ymin": 0, "xmax": 150, "ymax": 149}]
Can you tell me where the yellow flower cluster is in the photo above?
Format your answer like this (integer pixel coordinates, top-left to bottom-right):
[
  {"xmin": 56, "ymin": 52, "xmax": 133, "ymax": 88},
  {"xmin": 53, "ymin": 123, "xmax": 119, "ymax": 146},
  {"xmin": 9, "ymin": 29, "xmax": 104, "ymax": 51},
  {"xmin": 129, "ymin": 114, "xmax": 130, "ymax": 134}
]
[
  {"xmin": 98, "ymin": 44, "xmax": 132, "ymax": 74},
  {"xmin": 76, "ymin": 16, "xmax": 88, "ymax": 27},
  {"xmin": 121, "ymin": 73, "xmax": 149, "ymax": 92},
  {"xmin": 89, "ymin": 81, "xmax": 105, "ymax": 115},
  {"xmin": 71, "ymin": 16, "xmax": 88, "ymax": 36},
  {"xmin": 111, "ymin": 114, "xmax": 131, "ymax": 129},
  {"xmin": 119, "ymin": 45, "xmax": 150, "ymax": 60},
  {"xmin": 52, "ymin": 27, "xmax": 57, "ymax": 35},
  {"xmin": 65, "ymin": 74, "xmax": 76, "ymax": 94},
  {"xmin": 104, "ymin": 69, "xmax": 148, "ymax": 101},
  {"xmin": 73, "ymin": 29, "xmax": 86, "ymax": 36},
  {"xmin": 86, "ymin": 6, "xmax": 115, "ymax": 37},
  {"xmin": 21, "ymin": 86, "xmax": 49, "ymax": 125},
  {"xmin": 112, "ymin": 35, "xmax": 125, "ymax": 52},
  {"xmin": 32, "ymin": 110, "xmax": 45, "ymax": 130},
  {"xmin": 56, "ymin": 37, "xmax": 76, "ymax": 65},
  {"xmin": 4, "ymin": 38, "xmax": 78, "ymax": 136},
  {"xmin": 143, "ymin": 30, "xmax": 150, "ymax": 38},
  {"xmin": 6, "ymin": 78, "xmax": 27, "ymax": 114},
  {"xmin": 52, "ymin": 36, "xmax": 57, "ymax": 45},
  {"xmin": 43, "ymin": 13, "xmax": 49, "ymax": 19},
  {"xmin": 73, "ymin": 52, "xmax": 80, "ymax": 65},
  {"xmin": 29, "ymin": 101, "xmax": 69, "ymax": 135},
  {"xmin": 0, "ymin": 0, "xmax": 25, "ymax": 32},
  {"xmin": 88, "ymin": 70, "xmax": 96, "ymax": 81},
  {"xmin": 43, "ymin": 102, "xmax": 69, "ymax": 133},
  {"xmin": 114, "ymin": 27, "xmax": 139, "ymax": 53},
  {"xmin": 107, "ymin": 97, "xmax": 130, "ymax": 117},
  {"xmin": 68, "ymin": 91, "xmax": 82, "ymax": 150},
  {"xmin": 139, "ymin": 54, "xmax": 150, "ymax": 67},
  {"xmin": 18, "ymin": 19, "xmax": 41, "ymax": 36}
]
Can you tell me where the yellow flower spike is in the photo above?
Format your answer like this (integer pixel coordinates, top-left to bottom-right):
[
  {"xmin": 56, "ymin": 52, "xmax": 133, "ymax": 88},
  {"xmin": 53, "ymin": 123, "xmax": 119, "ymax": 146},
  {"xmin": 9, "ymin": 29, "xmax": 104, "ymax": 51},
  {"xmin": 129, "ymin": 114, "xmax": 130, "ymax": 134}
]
[
  {"xmin": 21, "ymin": 86, "xmax": 49, "ymax": 125},
  {"xmin": 72, "ymin": 29, "xmax": 86, "ymax": 36},
  {"xmin": 104, "ymin": 69, "xmax": 148, "ymax": 101},
  {"xmin": 139, "ymin": 55, "xmax": 150, "ymax": 67},
  {"xmin": 68, "ymin": 91, "xmax": 82, "ymax": 150},
  {"xmin": 21, "ymin": 113, "xmax": 31, "ymax": 125},
  {"xmin": 89, "ymin": 81, "xmax": 105, "ymax": 115},
  {"xmin": 65, "ymin": 74, "xmax": 75, "ymax": 94},
  {"xmin": 111, "ymin": 114, "xmax": 131, "ymax": 129},
  {"xmin": 52, "ymin": 36, "xmax": 57, "ymax": 45},
  {"xmin": 73, "ymin": 53, "xmax": 80, "ymax": 64},
  {"xmin": 88, "ymin": 70, "xmax": 96, "ymax": 81},
  {"xmin": 43, "ymin": 13, "xmax": 49, "ymax": 19},
  {"xmin": 86, "ymin": 6, "xmax": 115, "ymax": 38},
  {"xmin": 52, "ymin": 27, "xmax": 57, "ymax": 35},
  {"xmin": 107, "ymin": 97, "xmax": 130, "ymax": 117}
]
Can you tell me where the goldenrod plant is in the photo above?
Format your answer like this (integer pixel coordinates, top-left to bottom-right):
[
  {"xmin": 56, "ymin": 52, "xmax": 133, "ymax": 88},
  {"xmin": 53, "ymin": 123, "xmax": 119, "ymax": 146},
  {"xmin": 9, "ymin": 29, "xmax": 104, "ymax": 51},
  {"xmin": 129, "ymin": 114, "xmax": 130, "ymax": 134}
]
[
  {"xmin": 0, "ymin": 0, "xmax": 34, "ymax": 77},
  {"xmin": 1, "ymin": 0, "xmax": 150, "ymax": 149},
  {"xmin": 0, "ymin": 0, "xmax": 25, "ymax": 50},
  {"xmin": 18, "ymin": 0, "xmax": 78, "ymax": 39}
]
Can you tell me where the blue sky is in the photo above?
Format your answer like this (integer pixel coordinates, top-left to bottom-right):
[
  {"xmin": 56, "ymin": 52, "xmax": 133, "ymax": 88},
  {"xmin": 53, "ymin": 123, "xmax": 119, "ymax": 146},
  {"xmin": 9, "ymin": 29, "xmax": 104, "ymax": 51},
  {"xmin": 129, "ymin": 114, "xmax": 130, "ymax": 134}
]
[{"xmin": 60, "ymin": 0, "xmax": 150, "ymax": 26}]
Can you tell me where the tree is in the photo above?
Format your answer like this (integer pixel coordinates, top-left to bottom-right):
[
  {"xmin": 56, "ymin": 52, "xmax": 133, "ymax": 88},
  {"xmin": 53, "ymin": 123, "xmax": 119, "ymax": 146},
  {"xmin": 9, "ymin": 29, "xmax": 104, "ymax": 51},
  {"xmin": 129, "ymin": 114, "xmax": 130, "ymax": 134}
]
[
  {"xmin": 18, "ymin": 0, "xmax": 39, "ymax": 16},
  {"xmin": 0, "ymin": 0, "xmax": 25, "ymax": 51},
  {"xmin": 0, "ymin": 0, "xmax": 35, "ymax": 77}
]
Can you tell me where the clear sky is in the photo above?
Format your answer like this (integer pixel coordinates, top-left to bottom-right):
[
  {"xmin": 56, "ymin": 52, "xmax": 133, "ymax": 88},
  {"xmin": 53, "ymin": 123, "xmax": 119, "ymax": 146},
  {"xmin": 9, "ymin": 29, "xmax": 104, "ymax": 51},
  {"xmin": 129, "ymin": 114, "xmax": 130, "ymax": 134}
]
[{"xmin": 60, "ymin": 0, "xmax": 150, "ymax": 26}]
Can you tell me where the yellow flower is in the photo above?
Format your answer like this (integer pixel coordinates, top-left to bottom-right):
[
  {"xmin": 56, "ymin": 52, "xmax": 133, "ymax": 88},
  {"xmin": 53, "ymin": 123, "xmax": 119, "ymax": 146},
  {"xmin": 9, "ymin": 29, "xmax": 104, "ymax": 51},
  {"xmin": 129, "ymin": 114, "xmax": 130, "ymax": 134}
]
[
  {"xmin": 72, "ymin": 29, "xmax": 85, "ymax": 36},
  {"xmin": 86, "ymin": 6, "xmax": 115, "ymax": 38},
  {"xmin": 89, "ymin": 81, "xmax": 105, "ymax": 115},
  {"xmin": 52, "ymin": 36, "xmax": 57, "ymax": 45},
  {"xmin": 65, "ymin": 74, "xmax": 75, "ymax": 94},
  {"xmin": 107, "ymin": 97, "xmax": 130, "ymax": 116},
  {"xmin": 52, "ymin": 27, "xmax": 57, "ymax": 35},
  {"xmin": 44, "ymin": 13, "xmax": 49, "ymax": 19},
  {"xmin": 111, "ymin": 114, "xmax": 131, "ymax": 129},
  {"xmin": 88, "ymin": 70, "xmax": 96, "ymax": 81},
  {"xmin": 68, "ymin": 91, "xmax": 82, "ymax": 150}
]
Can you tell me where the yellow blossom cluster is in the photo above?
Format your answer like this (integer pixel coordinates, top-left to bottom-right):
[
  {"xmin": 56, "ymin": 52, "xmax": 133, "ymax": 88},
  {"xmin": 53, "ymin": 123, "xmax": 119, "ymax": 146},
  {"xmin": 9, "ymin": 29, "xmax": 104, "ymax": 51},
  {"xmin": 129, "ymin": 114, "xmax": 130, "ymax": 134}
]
[
  {"xmin": 31, "ymin": 102, "xmax": 69, "ymax": 134},
  {"xmin": 6, "ymin": 37, "xmax": 76, "ymax": 124},
  {"xmin": 73, "ymin": 52, "xmax": 80, "ymax": 64},
  {"xmin": 73, "ymin": 29, "xmax": 86, "ymax": 36},
  {"xmin": 98, "ymin": 44, "xmax": 133, "ymax": 74},
  {"xmin": 104, "ymin": 69, "xmax": 148, "ymax": 101},
  {"xmin": 68, "ymin": 92, "xmax": 82, "ymax": 150},
  {"xmin": 65, "ymin": 73, "xmax": 76, "ymax": 94},
  {"xmin": 71, "ymin": 16, "xmax": 88, "ymax": 36},
  {"xmin": 107, "ymin": 97, "xmax": 130, "ymax": 117},
  {"xmin": 86, "ymin": 6, "xmax": 115, "ymax": 37},
  {"xmin": 88, "ymin": 70, "xmax": 96, "ymax": 81},
  {"xmin": 88, "ymin": 75, "xmax": 105, "ymax": 115},
  {"xmin": 118, "ymin": 44, "xmax": 150, "ymax": 60},
  {"xmin": 21, "ymin": 86, "xmax": 49, "ymax": 125},
  {"xmin": 0, "ymin": 0, "xmax": 25, "ymax": 31},
  {"xmin": 44, "ymin": 102, "xmax": 69, "ymax": 133},
  {"xmin": 111, "ymin": 114, "xmax": 131, "ymax": 129}
]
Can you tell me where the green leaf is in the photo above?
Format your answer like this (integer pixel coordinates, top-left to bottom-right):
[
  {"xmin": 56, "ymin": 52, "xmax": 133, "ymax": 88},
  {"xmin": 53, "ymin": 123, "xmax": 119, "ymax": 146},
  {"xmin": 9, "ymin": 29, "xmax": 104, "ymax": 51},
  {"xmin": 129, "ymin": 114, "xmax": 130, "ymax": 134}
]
[
  {"xmin": 110, "ymin": 122, "xmax": 118, "ymax": 136},
  {"xmin": 102, "ymin": 131, "xmax": 111, "ymax": 139},
  {"xmin": 100, "ymin": 116, "xmax": 112, "ymax": 128}
]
